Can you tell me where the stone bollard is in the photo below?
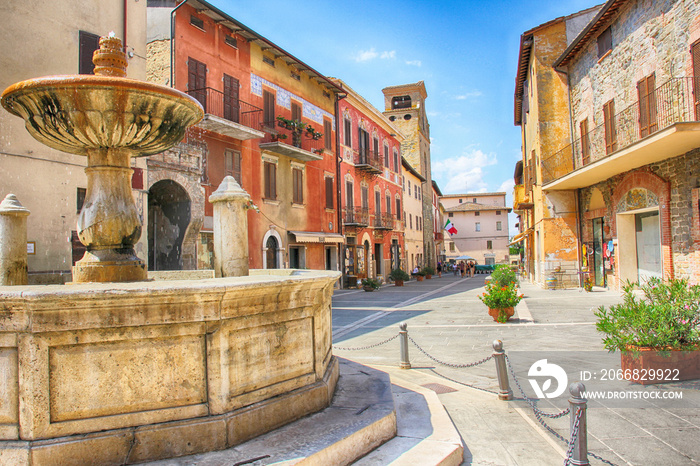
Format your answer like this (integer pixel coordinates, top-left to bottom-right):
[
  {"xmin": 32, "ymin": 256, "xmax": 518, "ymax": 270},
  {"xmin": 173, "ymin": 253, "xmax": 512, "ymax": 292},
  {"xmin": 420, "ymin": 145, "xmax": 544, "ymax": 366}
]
[
  {"xmin": 209, "ymin": 176, "xmax": 250, "ymax": 277},
  {"xmin": 568, "ymin": 382, "xmax": 589, "ymax": 466},
  {"xmin": 0, "ymin": 194, "xmax": 31, "ymax": 286},
  {"xmin": 399, "ymin": 322, "xmax": 411, "ymax": 369},
  {"xmin": 492, "ymin": 340, "xmax": 513, "ymax": 400}
]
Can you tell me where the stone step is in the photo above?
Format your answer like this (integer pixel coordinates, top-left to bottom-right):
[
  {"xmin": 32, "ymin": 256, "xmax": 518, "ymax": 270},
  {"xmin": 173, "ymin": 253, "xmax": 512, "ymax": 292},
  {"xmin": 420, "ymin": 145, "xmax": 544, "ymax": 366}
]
[{"xmin": 145, "ymin": 358, "xmax": 463, "ymax": 465}]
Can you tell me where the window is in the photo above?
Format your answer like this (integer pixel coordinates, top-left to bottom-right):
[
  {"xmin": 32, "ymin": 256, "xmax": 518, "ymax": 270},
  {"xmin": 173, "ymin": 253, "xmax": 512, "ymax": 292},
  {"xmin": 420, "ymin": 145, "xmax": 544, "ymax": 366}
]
[
  {"xmin": 386, "ymin": 193, "xmax": 392, "ymax": 216},
  {"xmin": 597, "ymin": 26, "xmax": 612, "ymax": 59},
  {"xmin": 264, "ymin": 161, "xmax": 276, "ymax": 199},
  {"xmin": 475, "ymin": 222, "xmax": 481, "ymax": 232},
  {"xmin": 603, "ymin": 99, "xmax": 617, "ymax": 154},
  {"xmin": 487, "ymin": 240, "xmax": 493, "ymax": 250},
  {"xmin": 262, "ymin": 55, "xmax": 275, "ymax": 66},
  {"xmin": 459, "ymin": 199, "xmax": 462, "ymax": 203},
  {"xmin": 361, "ymin": 185, "xmax": 369, "ymax": 209},
  {"xmin": 324, "ymin": 119, "xmax": 333, "ymax": 151},
  {"xmin": 384, "ymin": 145, "xmax": 390, "ymax": 167},
  {"xmin": 393, "ymin": 149, "xmax": 399, "ymax": 172},
  {"xmin": 391, "ymin": 95, "xmax": 411, "ymax": 109},
  {"xmin": 263, "ymin": 90, "xmax": 275, "ymax": 127},
  {"xmin": 223, "ymin": 74, "xmax": 240, "ymax": 123},
  {"xmin": 224, "ymin": 34, "xmax": 237, "ymax": 49},
  {"xmin": 190, "ymin": 14, "xmax": 204, "ymax": 30},
  {"xmin": 289, "ymin": 246, "xmax": 305, "ymax": 269},
  {"xmin": 448, "ymin": 212, "xmax": 453, "ymax": 218},
  {"xmin": 373, "ymin": 137, "xmax": 379, "ymax": 158},
  {"xmin": 692, "ymin": 40, "xmax": 700, "ymax": 118},
  {"xmin": 325, "ymin": 177, "xmax": 334, "ymax": 209},
  {"xmin": 79, "ymin": 31, "xmax": 100, "ymax": 75},
  {"xmin": 637, "ymin": 73, "xmax": 657, "ymax": 137},
  {"xmin": 496, "ymin": 211, "xmax": 501, "ymax": 215},
  {"xmin": 346, "ymin": 181, "xmax": 354, "ymax": 208},
  {"xmin": 409, "ymin": 214, "xmax": 413, "ymax": 229},
  {"xmin": 396, "ymin": 199, "xmax": 401, "ymax": 220},
  {"xmin": 496, "ymin": 221, "xmax": 502, "ymax": 231},
  {"xmin": 407, "ymin": 180, "xmax": 411, "ymax": 192},
  {"xmin": 292, "ymin": 167, "xmax": 303, "ymax": 204},
  {"xmin": 188, "ymin": 57, "xmax": 207, "ymax": 111},
  {"xmin": 77, "ymin": 187, "xmax": 86, "ymax": 213},
  {"xmin": 344, "ymin": 116, "xmax": 352, "ymax": 147},
  {"xmin": 473, "ymin": 198, "xmax": 477, "ymax": 203},
  {"xmin": 475, "ymin": 211, "xmax": 480, "ymax": 216},
  {"xmin": 414, "ymin": 186, "xmax": 418, "ymax": 199},
  {"xmin": 292, "ymin": 101, "xmax": 302, "ymax": 122},
  {"xmin": 418, "ymin": 216, "xmax": 422, "ymax": 231},
  {"xmin": 225, "ymin": 150, "xmax": 233, "ymax": 176},
  {"xmin": 449, "ymin": 242, "xmax": 455, "ymax": 252},
  {"xmin": 580, "ymin": 118, "xmax": 590, "ymax": 165}
]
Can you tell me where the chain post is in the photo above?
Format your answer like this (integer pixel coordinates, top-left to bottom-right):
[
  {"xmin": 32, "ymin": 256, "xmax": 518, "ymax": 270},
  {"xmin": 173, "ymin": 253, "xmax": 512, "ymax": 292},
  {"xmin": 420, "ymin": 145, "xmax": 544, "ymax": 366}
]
[
  {"xmin": 492, "ymin": 340, "xmax": 512, "ymax": 400},
  {"xmin": 568, "ymin": 382, "xmax": 589, "ymax": 466},
  {"xmin": 399, "ymin": 322, "xmax": 411, "ymax": 369}
]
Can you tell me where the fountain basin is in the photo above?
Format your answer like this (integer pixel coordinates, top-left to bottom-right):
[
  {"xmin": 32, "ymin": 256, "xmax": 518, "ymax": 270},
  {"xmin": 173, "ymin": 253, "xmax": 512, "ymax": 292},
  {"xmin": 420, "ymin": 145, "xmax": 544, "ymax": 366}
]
[
  {"xmin": 0, "ymin": 269, "xmax": 339, "ymax": 464},
  {"xmin": 1, "ymin": 76, "xmax": 203, "ymax": 157}
]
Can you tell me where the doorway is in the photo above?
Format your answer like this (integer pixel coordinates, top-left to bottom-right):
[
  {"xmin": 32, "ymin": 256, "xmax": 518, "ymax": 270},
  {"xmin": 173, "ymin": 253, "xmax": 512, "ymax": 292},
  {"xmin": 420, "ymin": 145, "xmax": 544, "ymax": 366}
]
[
  {"xmin": 148, "ymin": 180, "xmax": 190, "ymax": 271},
  {"xmin": 266, "ymin": 236, "xmax": 279, "ymax": 269},
  {"xmin": 592, "ymin": 217, "xmax": 605, "ymax": 286},
  {"xmin": 374, "ymin": 243, "xmax": 382, "ymax": 277},
  {"xmin": 635, "ymin": 211, "xmax": 661, "ymax": 284}
]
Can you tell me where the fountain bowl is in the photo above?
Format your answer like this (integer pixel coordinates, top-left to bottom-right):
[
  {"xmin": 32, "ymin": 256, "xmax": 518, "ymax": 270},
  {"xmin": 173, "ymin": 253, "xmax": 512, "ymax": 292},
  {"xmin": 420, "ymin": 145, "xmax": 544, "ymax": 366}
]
[{"xmin": 1, "ymin": 75, "xmax": 204, "ymax": 157}]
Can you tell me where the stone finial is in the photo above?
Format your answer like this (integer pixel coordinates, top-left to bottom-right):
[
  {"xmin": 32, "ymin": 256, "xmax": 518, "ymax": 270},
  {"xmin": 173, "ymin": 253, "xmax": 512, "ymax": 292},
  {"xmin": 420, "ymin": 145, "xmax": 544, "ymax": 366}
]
[
  {"xmin": 209, "ymin": 176, "xmax": 250, "ymax": 203},
  {"xmin": 0, "ymin": 194, "xmax": 30, "ymax": 216},
  {"xmin": 93, "ymin": 32, "xmax": 128, "ymax": 77}
]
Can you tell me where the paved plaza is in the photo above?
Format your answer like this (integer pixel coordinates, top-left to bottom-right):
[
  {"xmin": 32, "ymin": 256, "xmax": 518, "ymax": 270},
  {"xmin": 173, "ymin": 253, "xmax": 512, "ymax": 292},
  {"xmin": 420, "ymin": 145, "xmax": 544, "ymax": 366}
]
[{"xmin": 332, "ymin": 274, "xmax": 700, "ymax": 465}]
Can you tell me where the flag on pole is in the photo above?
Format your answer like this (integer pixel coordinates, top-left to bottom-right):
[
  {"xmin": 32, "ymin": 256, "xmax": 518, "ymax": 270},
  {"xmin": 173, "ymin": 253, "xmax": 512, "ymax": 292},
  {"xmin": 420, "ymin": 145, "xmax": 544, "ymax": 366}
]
[{"xmin": 445, "ymin": 219, "xmax": 458, "ymax": 235}]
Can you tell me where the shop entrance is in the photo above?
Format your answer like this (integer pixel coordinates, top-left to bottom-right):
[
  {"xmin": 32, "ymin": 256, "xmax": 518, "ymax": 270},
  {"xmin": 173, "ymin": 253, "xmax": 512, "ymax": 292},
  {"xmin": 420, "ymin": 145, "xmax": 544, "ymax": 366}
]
[
  {"xmin": 592, "ymin": 217, "xmax": 605, "ymax": 287},
  {"xmin": 635, "ymin": 211, "xmax": 661, "ymax": 284}
]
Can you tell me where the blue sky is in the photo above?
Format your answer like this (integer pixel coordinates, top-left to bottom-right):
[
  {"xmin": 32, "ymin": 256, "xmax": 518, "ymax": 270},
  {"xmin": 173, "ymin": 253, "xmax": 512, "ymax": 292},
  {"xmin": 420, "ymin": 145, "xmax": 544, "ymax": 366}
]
[{"xmin": 210, "ymin": 0, "xmax": 599, "ymax": 232}]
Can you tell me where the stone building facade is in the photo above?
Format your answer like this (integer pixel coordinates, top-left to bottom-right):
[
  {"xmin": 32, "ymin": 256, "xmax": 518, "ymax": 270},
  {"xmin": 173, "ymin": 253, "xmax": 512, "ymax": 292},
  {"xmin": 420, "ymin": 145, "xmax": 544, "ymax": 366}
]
[
  {"xmin": 540, "ymin": 0, "xmax": 700, "ymax": 288},
  {"xmin": 402, "ymin": 158, "xmax": 426, "ymax": 271}
]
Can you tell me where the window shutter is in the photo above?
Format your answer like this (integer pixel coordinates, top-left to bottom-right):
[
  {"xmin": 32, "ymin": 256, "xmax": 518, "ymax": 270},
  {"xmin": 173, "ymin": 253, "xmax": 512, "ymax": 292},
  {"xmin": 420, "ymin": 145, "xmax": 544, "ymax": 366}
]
[
  {"xmin": 396, "ymin": 199, "xmax": 401, "ymax": 220},
  {"xmin": 263, "ymin": 90, "xmax": 275, "ymax": 126},
  {"xmin": 580, "ymin": 119, "xmax": 590, "ymax": 165},
  {"xmin": 292, "ymin": 102, "xmax": 302, "ymax": 122},
  {"xmin": 692, "ymin": 41, "xmax": 700, "ymax": 118},
  {"xmin": 346, "ymin": 181, "xmax": 354, "ymax": 208},
  {"xmin": 79, "ymin": 31, "xmax": 100, "ymax": 75},
  {"xmin": 324, "ymin": 119, "xmax": 332, "ymax": 151},
  {"xmin": 325, "ymin": 177, "xmax": 334, "ymax": 209},
  {"xmin": 233, "ymin": 152, "xmax": 242, "ymax": 184},
  {"xmin": 603, "ymin": 100, "xmax": 617, "ymax": 154}
]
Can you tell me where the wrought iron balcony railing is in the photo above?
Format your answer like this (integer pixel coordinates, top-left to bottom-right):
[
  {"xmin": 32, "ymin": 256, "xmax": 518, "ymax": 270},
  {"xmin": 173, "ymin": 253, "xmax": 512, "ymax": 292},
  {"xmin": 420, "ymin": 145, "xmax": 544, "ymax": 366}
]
[
  {"xmin": 260, "ymin": 121, "xmax": 326, "ymax": 156},
  {"xmin": 187, "ymin": 88, "xmax": 262, "ymax": 130},
  {"xmin": 541, "ymin": 77, "xmax": 700, "ymax": 185},
  {"xmin": 354, "ymin": 149, "xmax": 383, "ymax": 174},
  {"xmin": 373, "ymin": 212, "xmax": 394, "ymax": 230},
  {"xmin": 343, "ymin": 207, "xmax": 369, "ymax": 227}
]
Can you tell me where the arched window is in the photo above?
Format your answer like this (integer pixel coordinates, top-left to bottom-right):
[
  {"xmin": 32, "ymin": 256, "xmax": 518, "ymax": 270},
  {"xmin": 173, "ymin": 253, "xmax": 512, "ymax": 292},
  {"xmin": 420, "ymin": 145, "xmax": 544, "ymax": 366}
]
[{"xmin": 391, "ymin": 95, "xmax": 411, "ymax": 109}]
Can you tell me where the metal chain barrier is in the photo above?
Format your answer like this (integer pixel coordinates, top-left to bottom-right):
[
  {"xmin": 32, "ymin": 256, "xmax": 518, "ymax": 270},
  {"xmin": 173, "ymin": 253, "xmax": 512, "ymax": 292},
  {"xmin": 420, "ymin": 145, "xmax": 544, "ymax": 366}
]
[
  {"xmin": 332, "ymin": 333, "xmax": 399, "ymax": 351},
  {"xmin": 408, "ymin": 334, "xmax": 494, "ymax": 368},
  {"xmin": 428, "ymin": 368, "xmax": 498, "ymax": 395},
  {"xmin": 505, "ymin": 354, "xmax": 570, "ymax": 419}
]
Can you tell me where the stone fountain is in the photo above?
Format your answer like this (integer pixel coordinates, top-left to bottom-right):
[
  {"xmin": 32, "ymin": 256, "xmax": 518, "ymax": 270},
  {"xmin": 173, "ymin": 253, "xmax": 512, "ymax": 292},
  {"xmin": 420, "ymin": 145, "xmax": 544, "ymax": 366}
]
[{"xmin": 0, "ymin": 35, "xmax": 340, "ymax": 464}]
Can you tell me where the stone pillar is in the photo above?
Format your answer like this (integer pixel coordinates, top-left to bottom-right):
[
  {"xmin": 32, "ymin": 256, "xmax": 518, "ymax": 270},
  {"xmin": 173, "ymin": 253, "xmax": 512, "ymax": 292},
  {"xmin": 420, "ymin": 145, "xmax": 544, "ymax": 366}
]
[
  {"xmin": 0, "ymin": 194, "xmax": 31, "ymax": 285},
  {"xmin": 209, "ymin": 176, "xmax": 250, "ymax": 277}
]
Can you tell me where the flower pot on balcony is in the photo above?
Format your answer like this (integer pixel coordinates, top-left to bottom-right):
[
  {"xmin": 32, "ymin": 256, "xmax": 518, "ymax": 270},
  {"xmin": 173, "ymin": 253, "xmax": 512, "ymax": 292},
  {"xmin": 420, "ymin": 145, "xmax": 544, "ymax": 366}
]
[
  {"xmin": 621, "ymin": 345, "xmax": 700, "ymax": 385},
  {"xmin": 488, "ymin": 307, "xmax": 515, "ymax": 323}
]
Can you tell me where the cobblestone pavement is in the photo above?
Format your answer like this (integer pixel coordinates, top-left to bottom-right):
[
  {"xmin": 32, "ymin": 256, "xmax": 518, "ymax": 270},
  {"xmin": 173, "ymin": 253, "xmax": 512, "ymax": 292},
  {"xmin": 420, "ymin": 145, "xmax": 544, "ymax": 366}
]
[{"xmin": 332, "ymin": 274, "xmax": 700, "ymax": 465}]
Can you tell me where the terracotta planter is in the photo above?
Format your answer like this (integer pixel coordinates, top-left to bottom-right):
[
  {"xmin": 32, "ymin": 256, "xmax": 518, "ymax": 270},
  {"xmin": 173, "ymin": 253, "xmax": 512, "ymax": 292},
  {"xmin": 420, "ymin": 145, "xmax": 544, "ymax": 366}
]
[
  {"xmin": 488, "ymin": 307, "xmax": 515, "ymax": 323},
  {"xmin": 394, "ymin": 279, "xmax": 404, "ymax": 287},
  {"xmin": 621, "ymin": 346, "xmax": 700, "ymax": 385},
  {"xmin": 363, "ymin": 286, "xmax": 377, "ymax": 292},
  {"xmin": 416, "ymin": 275, "xmax": 424, "ymax": 282},
  {"xmin": 426, "ymin": 274, "xmax": 432, "ymax": 279}
]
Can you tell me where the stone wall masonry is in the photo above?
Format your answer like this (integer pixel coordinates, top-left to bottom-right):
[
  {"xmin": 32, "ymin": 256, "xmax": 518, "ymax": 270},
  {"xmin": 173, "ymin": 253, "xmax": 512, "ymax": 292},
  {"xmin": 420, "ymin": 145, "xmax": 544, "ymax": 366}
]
[{"xmin": 146, "ymin": 39, "xmax": 171, "ymax": 86}]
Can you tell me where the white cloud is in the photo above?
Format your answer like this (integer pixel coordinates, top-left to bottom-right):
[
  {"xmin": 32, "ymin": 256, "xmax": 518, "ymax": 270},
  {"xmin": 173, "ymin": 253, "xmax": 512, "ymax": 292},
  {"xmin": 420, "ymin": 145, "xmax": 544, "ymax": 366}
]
[
  {"xmin": 354, "ymin": 48, "xmax": 379, "ymax": 62},
  {"xmin": 455, "ymin": 90, "xmax": 482, "ymax": 100},
  {"xmin": 381, "ymin": 50, "xmax": 396, "ymax": 59},
  {"xmin": 432, "ymin": 149, "xmax": 498, "ymax": 194},
  {"xmin": 405, "ymin": 60, "xmax": 422, "ymax": 67}
]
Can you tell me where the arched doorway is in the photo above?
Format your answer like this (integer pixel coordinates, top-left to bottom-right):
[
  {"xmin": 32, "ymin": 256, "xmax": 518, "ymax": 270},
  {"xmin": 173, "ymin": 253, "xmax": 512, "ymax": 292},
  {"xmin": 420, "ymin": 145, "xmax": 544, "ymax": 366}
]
[
  {"xmin": 148, "ymin": 180, "xmax": 191, "ymax": 271},
  {"xmin": 266, "ymin": 236, "xmax": 279, "ymax": 269}
]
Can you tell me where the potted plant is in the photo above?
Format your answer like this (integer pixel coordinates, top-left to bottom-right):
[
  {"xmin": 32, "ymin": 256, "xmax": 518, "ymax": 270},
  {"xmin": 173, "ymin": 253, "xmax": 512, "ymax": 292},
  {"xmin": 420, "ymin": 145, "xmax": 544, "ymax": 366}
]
[
  {"xmin": 595, "ymin": 277, "xmax": 700, "ymax": 384},
  {"xmin": 361, "ymin": 277, "xmax": 381, "ymax": 292},
  {"xmin": 412, "ymin": 269, "xmax": 425, "ymax": 281},
  {"xmin": 422, "ymin": 266, "xmax": 435, "ymax": 279},
  {"xmin": 479, "ymin": 266, "xmax": 523, "ymax": 323},
  {"xmin": 389, "ymin": 268, "xmax": 410, "ymax": 287}
]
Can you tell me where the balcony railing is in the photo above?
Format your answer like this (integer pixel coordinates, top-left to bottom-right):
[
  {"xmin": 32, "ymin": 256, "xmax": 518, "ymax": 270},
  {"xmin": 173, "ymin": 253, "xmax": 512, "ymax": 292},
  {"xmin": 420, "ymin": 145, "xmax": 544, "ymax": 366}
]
[
  {"xmin": 259, "ymin": 121, "xmax": 326, "ymax": 160},
  {"xmin": 373, "ymin": 212, "xmax": 394, "ymax": 230},
  {"xmin": 354, "ymin": 149, "xmax": 383, "ymax": 174},
  {"xmin": 344, "ymin": 207, "xmax": 369, "ymax": 227},
  {"xmin": 187, "ymin": 88, "xmax": 262, "ymax": 130},
  {"xmin": 541, "ymin": 77, "xmax": 700, "ymax": 185}
]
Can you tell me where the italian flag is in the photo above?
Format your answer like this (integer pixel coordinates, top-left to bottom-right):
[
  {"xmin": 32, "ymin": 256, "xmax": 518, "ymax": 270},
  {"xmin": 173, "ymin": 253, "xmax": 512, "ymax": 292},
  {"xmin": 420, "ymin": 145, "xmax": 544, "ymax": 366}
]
[{"xmin": 445, "ymin": 219, "xmax": 458, "ymax": 235}]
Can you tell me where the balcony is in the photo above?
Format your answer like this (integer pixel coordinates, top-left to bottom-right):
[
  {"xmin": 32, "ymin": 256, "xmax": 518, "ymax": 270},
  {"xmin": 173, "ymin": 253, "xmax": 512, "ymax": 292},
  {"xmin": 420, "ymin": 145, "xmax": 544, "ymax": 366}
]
[
  {"xmin": 354, "ymin": 149, "xmax": 383, "ymax": 174},
  {"xmin": 258, "ymin": 120, "xmax": 325, "ymax": 162},
  {"xmin": 373, "ymin": 212, "xmax": 394, "ymax": 231},
  {"xmin": 542, "ymin": 77, "xmax": 700, "ymax": 190},
  {"xmin": 513, "ymin": 184, "xmax": 533, "ymax": 211},
  {"xmin": 187, "ymin": 88, "xmax": 264, "ymax": 140},
  {"xmin": 343, "ymin": 207, "xmax": 369, "ymax": 227}
]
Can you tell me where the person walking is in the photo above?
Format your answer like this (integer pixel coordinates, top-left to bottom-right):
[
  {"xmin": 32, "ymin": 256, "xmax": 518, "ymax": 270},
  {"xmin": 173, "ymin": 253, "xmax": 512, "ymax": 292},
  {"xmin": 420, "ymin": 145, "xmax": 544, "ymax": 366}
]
[
  {"xmin": 452, "ymin": 263, "xmax": 458, "ymax": 276},
  {"xmin": 437, "ymin": 262, "xmax": 442, "ymax": 278},
  {"xmin": 460, "ymin": 261, "xmax": 466, "ymax": 278}
]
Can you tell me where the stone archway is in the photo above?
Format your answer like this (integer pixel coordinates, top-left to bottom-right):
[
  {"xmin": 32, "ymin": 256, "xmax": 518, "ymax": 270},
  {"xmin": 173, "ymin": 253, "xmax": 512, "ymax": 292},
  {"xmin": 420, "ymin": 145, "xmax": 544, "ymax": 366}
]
[{"xmin": 148, "ymin": 180, "xmax": 191, "ymax": 271}]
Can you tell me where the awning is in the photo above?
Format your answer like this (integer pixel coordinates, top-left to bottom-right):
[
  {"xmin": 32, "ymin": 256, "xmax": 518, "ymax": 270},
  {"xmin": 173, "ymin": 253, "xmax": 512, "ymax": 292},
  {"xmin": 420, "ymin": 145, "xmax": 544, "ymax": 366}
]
[
  {"xmin": 288, "ymin": 231, "xmax": 345, "ymax": 244},
  {"xmin": 508, "ymin": 228, "xmax": 533, "ymax": 246}
]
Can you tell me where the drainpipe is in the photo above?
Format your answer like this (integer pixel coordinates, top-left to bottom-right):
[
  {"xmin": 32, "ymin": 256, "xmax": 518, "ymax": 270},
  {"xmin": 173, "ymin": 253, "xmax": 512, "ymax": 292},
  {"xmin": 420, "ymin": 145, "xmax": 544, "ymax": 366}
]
[
  {"xmin": 335, "ymin": 91, "xmax": 347, "ymax": 279},
  {"xmin": 170, "ymin": 0, "xmax": 188, "ymax": 89},
  {"xmin": 123, "ymin": 0, "xmax": 128, "ymax": 54}
]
